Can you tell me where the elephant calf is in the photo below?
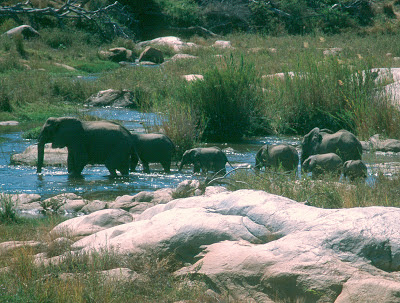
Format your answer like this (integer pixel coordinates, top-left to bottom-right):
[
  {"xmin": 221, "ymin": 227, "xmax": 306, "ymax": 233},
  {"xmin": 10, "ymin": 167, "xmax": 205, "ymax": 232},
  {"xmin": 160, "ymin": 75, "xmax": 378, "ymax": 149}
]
[
  {"xmin": 301, "ymin": 127, "xmax": 362, "ymax": 163},
  {"xmin": 302, "ymin": 153, "xmax": 343, "ymax": 179},
  {"xmin": 131, "ymin": 133, "xmax": 175, "ymax": 173},
  {"xmin": 255, "ymin": 144, "xmax": 299, "ymax": 172},
  {"xmin": 179, "ymin": 147, "xmax": 228, "ymax": 175},
  {"xmin": 343, "ymin": 160, "xmax": 368, "ymax": 181}
]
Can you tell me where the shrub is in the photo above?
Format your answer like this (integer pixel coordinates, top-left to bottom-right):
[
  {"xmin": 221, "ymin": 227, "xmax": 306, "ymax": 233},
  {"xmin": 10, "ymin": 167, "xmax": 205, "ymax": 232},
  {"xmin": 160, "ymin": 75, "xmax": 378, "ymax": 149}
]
[
  {"xmin": 263, "ymin": 53, "xmax": 400, "ymax": 138},
  {"xmin": 0, "ymin": 194, "xmax": 18, "ymax": 223},
  {"xmin": 174, "ymin": 56, "xmax": 270, "ymax": 142}
]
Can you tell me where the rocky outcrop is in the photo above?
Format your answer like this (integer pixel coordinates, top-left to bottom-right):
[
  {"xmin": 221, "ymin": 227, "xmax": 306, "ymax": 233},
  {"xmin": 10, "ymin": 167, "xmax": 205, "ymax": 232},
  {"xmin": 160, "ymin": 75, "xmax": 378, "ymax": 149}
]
[
  {"xmin": 85, "ymin": 89, "xmax": 137, "ymax": 108},
  {"xmin": 63, "ymin": 189, "xmax": 400, "ymax": 302},
  {"xmin": 369, "ymin": 134, "xmax": 400, "ymax": 153},
  {"xmin": 213, "ymin": 40, "xmax": 233, "ymax": 49},
  {"xmin": 98, "ymin": 47, "xmax": 134, "ymax": 62},
  {"xmin": 10, "ymin": 143, "xmax": 67, "ymax": 167},
  {"xmin": 4, "ymin": 25, "xmax": 39, "ymax": 39},
  {"xmin": 138, "ymin": 46, "xmax": 164, "ymax": 64},
  {"xmin": 51, "ymin": 209, "xmax": 134, "ymax": 238},
  {"xmin": 137, "ymin": 36, "xmax": 197, "ymax": 52}
]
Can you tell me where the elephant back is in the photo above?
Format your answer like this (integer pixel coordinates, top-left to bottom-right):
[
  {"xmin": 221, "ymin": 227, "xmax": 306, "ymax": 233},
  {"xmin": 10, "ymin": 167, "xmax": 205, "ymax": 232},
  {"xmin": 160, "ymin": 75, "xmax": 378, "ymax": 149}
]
[{"xmin": 322, "ymin": 130, "xmax": 362, "ymax": 162}]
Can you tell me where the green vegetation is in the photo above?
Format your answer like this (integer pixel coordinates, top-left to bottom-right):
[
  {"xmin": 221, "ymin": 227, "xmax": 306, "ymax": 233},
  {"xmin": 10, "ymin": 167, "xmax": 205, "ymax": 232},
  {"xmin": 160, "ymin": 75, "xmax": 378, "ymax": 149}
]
[
  {"xmin": 228, "ymin": 169, "xmax": 400, "ymax": 209},
  {"xmin": 0, "ymin": 216, "xmax": 219, "ymax": 302}
]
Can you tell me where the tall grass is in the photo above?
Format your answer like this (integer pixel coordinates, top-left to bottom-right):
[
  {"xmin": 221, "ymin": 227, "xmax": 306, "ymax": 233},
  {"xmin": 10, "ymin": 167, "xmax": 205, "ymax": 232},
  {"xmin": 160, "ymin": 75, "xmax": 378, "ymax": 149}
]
[
  {"xmin": 0, "ymin": 194, "xmax": 18, "ymax": 223},
  {"xmin": 0, "ymin": 244, "xmax": 217, "ymax": 302},
  {"xmin": 263, "ymin": 53, "xmax": 400, "ymax": 138},
  {"xmin": 171, "ymin": 55, "xmax": 270, "ymax": 142},
  {"xmin": 228, "ymin": 169, "xmax": 400, "ymax": 209}
]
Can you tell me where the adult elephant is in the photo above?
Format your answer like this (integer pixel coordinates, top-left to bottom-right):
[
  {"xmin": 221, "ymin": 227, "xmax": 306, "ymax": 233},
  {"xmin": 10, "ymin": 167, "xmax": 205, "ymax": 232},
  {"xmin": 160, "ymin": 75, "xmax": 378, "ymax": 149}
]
[
  {"xmin": 179, "ymin": 147, "xmax": 229, "ymax": 175},
  {"xmin": 343, "ymin": 160, "xmax": 368, "ymax": 181},
  {"xmin": 255, "ymin": 144, "xmax": 299, "ymax": 172},
  {"xmin": 301, "ymin": 127, "xmax": 362, "ymax": 163},
  {"xmin": 37, "ymin": 117, "xmax": 137, "ymax": 178},
  {"xmin": 130, "ymin": 133, "xmax": 175, "ymax": 173},
  {"xmin": 302, "ymin": 153, "xmax": 343, "ymax": 178}
]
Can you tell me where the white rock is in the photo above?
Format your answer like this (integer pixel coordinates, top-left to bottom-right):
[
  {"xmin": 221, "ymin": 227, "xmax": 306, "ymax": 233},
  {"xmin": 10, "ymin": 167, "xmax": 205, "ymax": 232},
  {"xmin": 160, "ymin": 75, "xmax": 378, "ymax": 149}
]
[
  {"xmin": 69, "ymin": 189, "xmax": 400, "ymax": 302},
  {"xmin": 51, "ymin": 209, "xmax": 134, "ymax": 238}
]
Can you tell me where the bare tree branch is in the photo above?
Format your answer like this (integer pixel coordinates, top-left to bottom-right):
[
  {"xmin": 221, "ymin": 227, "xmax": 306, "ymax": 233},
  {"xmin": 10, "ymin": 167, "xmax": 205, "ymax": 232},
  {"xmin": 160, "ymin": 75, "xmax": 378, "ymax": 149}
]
[{"xmin": 0, "ymin": 0, "xmax": 137, "ymax": 40}]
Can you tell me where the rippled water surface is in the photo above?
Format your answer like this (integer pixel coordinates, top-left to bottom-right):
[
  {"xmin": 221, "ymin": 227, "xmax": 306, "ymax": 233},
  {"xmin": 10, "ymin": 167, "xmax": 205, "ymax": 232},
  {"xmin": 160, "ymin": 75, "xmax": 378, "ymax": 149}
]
[{"xmin": 1, "ymin": 108, "xmax": 400, "ymax": 199}]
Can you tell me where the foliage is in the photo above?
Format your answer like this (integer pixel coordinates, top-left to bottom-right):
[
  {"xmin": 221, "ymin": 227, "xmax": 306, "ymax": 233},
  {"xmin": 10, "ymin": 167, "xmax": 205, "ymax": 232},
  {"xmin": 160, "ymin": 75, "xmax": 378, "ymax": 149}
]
[
  {"xmin": 228, "ymin": 169, "xmax": 400, "ymax": 209},
  {"xmin": 263, "ymin": 53, "xmax": 400, "ymax": 138},
  {"xmin": 173, "ymin": 55, "xmax": 270, "ymax": 142},
  {"xmin": 0, "ymin": 194, "xmax": 18, "ymax": 223},
  {"xmin": 0, "ymin": 244, "xmax": 217, "ymax": 302}
]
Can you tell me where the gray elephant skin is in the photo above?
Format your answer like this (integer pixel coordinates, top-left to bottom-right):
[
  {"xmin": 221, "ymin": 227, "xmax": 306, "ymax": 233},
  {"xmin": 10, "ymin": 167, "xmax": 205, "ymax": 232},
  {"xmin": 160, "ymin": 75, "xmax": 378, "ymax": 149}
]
[
  {"xmin": 255, "ymin": 144, "xmax": 299, "ymax": 172},
  {"xmin": 302, "ymin": 153, "xmax": 343, "ymax": 178},
  {"xmin": 130, "ymin": 133, "xmax": 175, "ymax": 173},
  {"xmin": 37, "ymin": 117, "xmax": 137, "ymax": 177},
  {"xmin": 301, "ymin": 127, "xmax": 362, "ymax": 163},
  {"xmin": 343, "ymin": 159, "xmax": 368, "ymax": 181},
  {"xmin": 179, "ymin": 147, "xmax": 228, "ymax": 174}
]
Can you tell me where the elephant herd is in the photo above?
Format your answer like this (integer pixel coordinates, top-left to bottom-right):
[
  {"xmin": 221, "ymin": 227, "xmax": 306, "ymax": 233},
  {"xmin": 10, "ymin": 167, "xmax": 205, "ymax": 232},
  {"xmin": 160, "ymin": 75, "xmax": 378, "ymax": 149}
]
[
  {"xmin": 36, "ymin": 117, "xmax": 367, "ymax": 180},
  {"xmin": 36, "ymin": 117, "xmax": 229, "ymax": 178},
  {"xmin": 256, "ymin": 127, "xmax": 367, "ymax": 180}
]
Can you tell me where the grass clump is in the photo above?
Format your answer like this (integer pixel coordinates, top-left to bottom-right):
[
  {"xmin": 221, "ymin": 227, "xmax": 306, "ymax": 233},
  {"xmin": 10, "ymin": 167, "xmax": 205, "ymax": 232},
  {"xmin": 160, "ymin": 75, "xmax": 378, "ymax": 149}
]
[
  {"xmin": 0, "ymin": 244, "xmax": 217, "ymax": 302},
  {"xmin": 228, "ymin": 169, "xmax": 400, "ymax": 209},
  {"xmin": 0, "ymin": 194, "xmax": 18, "ymax": 223},
  {"xmin": 172, "ymin": 55, "xmax": 270, "ymax": 143},
  {"xmin": 264, "ymin": 53, "xmax": 400, "ymax": 138}
]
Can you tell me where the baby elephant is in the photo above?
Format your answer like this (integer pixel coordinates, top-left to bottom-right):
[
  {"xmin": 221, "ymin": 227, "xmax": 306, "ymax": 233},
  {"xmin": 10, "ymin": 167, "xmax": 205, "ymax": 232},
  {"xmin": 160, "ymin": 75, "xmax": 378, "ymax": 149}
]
[
  {"xmin": 255, "ymin": 144, "xmax": 299, "ymax": 172},
  {"xmin": 343, "ymin": 160, "xmax": 368, "ymax": 181},
  {"xmin": 302, "ymin": 153, "xmax": 343, "ymax": 179},
  {"xmin": 179, "ymin": 147, "xmax": 228, "ymax": 175},
  {"xmin": 131, "ymin": 133, "xmax": 175, "ymax": 173}
]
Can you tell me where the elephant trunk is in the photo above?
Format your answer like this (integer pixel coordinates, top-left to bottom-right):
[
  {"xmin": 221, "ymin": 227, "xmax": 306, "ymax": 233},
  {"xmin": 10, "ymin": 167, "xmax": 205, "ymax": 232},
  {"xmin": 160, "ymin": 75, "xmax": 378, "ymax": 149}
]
[{"xmin": 37, "ymin": 139, "xmax": 45, "ymax": 173}]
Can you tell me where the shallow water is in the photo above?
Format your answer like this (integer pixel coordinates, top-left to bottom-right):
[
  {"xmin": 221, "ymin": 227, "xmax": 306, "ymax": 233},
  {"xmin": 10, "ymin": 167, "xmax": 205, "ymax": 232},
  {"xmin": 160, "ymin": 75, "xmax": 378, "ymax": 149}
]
[{"xmin": 1, "ymin": 108, "xmax": 400, "ymax": 199}]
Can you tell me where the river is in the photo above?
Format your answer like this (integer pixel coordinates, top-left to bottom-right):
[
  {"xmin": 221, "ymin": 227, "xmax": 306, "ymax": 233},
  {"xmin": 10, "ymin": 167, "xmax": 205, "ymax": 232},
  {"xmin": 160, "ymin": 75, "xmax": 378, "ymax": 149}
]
[{"xmin": 1, "ymin": 108, "xmax": 399, "ymax": 200}]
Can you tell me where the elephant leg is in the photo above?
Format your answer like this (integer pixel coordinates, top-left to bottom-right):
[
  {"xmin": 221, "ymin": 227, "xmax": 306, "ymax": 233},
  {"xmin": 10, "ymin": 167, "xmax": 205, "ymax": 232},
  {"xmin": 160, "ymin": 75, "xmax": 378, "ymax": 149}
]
[
  {"xmin": 161, "ymin": 161, "xmax": 171, "ymax": 173},
  {"xmin": 118, "ymin": 166, "xmax": 129, "ymax": 176},
  {"xmin": 130, "ymin": 154, "xmax": 139, "ymax": 172},
  {"xmin": 67, "ymin": 152, "xmax": 74, "ymax": 174},
  {"xmin": 105, "ymin": 158, "xmax": 118, "ymax": 177},
  {"xmin": 68, "ymin": 152, "xmax": 85, "ymax": 177},
  {"xmin": 142, "ymin": 161, "xmax": 150, "ymax": 173},
  {"xmin": 193, "ymin": 163, "xmax": 201, "ymax": 173}
]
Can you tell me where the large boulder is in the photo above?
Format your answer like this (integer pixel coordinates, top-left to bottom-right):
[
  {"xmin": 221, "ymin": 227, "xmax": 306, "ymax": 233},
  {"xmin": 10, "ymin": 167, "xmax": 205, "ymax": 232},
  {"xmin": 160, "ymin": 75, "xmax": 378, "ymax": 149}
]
[
  {"xmin": 51, "ymin": 208, "xmax": 133, "ymax": 238},
  {"xmin": 85, "ymin": 89, "xmax": 137, "ymax": 108},
  {"xmin": 4, "ymin": 25, "xmax": 39, "ymax": 39},
  {"xmin": 69, "ymin": 190, "xmax": 400, "ymax": 302},
  {"xmin": 138, "ymin": 46, "xmax": 164, "ymax": 64},
  {"xmin": 98, "ymin": 47, "xmax": 134, "ymax": 62},
  {"xmin": 11, "ymin": 143, "xmax": 67, "ymax": 167},
  {"xmin": 369, "ymin": 134, "xmax": 400, "ymax": 153},
  {"xmin": 137, "ymin": 36, "xmax": 197, "ymax": 52}
]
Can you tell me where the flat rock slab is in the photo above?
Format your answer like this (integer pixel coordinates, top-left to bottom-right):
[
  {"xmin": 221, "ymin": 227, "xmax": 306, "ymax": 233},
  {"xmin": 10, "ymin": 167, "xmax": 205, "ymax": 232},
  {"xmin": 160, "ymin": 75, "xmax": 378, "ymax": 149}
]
[
  {"xmin": 11, "ymin": 143, "xmax": 67, "ymax": 167},
  {"xmin": 68, "ymin": 189, "xmax": 400, "ymax": 302}
]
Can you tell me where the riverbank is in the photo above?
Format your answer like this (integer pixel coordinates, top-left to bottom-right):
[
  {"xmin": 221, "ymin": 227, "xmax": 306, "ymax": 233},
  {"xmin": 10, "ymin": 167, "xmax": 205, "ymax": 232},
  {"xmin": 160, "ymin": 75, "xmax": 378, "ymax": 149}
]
[{"xmin": 2, "ymin": 30, "xmax": 400, "ymax": 144}]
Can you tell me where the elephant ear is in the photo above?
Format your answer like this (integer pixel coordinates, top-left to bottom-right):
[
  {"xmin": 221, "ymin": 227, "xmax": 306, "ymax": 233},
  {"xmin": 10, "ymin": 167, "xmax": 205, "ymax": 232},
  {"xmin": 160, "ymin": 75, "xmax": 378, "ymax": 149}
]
[
  {"xmin": 311, "ymin": 128, "xmax": 322, "ymax": 144},
  {"xmin": 53, "ymin": 117, "xmax": 84, "ymax": 148}
]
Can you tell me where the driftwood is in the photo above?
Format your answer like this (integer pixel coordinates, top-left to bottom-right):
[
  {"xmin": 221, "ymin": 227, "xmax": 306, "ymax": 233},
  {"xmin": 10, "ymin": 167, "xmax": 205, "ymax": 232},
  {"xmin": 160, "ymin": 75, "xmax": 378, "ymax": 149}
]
[{"xmin": 0, "ymin": 0, "xmax": 136, "ymax": 40}]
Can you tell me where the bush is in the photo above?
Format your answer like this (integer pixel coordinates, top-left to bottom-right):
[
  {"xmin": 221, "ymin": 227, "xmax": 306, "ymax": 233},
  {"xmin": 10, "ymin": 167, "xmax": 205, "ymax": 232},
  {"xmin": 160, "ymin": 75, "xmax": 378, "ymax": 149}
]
[
  {"xmin": 263, "ymin": 54, "xmax": 400, "ymax": 138},
  {"xmin": 0, "ymin": 194, "xmax": 18, "ymax": 223},
  {"xmin": 174, "ymin": 56, "xmax": 270, "ymax": 142}
]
